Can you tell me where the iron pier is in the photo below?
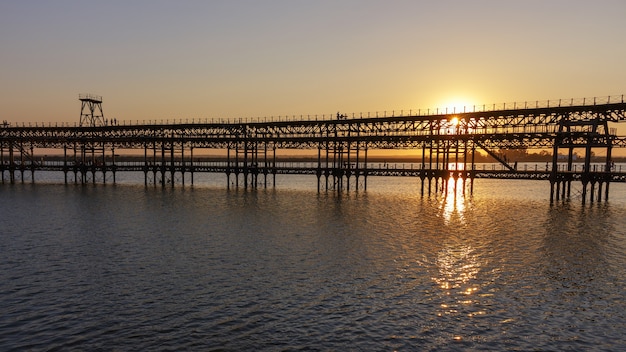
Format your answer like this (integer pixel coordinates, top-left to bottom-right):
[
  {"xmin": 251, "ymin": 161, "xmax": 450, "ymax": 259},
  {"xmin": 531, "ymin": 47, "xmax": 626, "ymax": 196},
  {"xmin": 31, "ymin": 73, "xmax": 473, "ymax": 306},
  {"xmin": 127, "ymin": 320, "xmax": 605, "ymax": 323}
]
[{"xmin": 3, "ymin": 95, "xmax": 626, "ymax": 203}]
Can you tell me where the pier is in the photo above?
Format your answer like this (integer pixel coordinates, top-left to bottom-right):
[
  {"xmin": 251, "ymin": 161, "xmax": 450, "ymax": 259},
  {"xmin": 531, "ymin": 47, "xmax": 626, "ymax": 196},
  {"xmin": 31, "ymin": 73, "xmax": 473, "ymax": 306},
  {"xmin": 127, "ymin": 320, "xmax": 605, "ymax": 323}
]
[{"xmin": 2, "ymin": 95, "xmax": 626, "ymax": 203}]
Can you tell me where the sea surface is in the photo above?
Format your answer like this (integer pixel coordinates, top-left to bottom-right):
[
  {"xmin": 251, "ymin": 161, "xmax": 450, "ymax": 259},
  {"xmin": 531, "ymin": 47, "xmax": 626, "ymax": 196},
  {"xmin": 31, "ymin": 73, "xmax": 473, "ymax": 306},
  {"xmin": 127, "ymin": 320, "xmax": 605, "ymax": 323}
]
[{"xmin": 1, "ymin": 173, "xmax": 626, "ymax": 351}]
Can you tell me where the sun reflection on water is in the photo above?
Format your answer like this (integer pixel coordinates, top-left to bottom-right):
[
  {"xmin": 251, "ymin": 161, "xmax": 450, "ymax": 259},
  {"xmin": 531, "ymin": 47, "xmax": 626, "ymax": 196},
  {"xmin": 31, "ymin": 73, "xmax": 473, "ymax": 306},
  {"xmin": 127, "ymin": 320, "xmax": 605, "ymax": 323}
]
[
  {"xmin": 433, "ymin": 175, "xmax": 489, "ymax": 326},
  {"xmin": 440, "ymin": 176, "xmax": 467, "ymax": 225},
  {"xmin": 432, "ymin": 241, "xmax": 486, "ymax": 325},
  {"xmin": 433, "ymin": 245, "xmax": 480, "ymax": 292}
]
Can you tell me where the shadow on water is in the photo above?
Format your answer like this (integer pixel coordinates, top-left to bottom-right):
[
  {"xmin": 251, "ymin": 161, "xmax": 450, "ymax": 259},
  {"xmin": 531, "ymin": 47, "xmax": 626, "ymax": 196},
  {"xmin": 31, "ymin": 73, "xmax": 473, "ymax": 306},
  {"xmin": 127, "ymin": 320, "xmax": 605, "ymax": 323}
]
[
  {"xmin": 535, "ymin": 202, "xmax": 626, "ymax": 347},
  {"xmin": 543, "ymin": 202, "xmax": 614, "ymax": 286}
]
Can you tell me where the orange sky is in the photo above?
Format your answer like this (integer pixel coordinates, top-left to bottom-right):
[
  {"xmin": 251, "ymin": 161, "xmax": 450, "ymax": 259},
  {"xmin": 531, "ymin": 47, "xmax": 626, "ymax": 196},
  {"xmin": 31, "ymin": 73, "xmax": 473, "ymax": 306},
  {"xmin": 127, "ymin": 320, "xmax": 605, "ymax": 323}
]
[{"xmin": 1, "ymin": 1, "xmax": 625, "ymax": 129}]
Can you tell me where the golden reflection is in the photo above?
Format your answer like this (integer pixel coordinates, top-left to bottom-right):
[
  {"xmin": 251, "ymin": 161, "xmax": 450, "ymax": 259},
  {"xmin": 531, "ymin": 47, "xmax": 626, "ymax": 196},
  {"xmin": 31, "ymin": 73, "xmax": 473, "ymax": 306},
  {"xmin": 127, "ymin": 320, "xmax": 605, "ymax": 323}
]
[
  {"xmin": 440, "ymin": 175, "xmax": 466, "ymax": 225},
  {"xmin": 433, "ymin": 244, "xmax": 480, "ymax": 291},
  {"xmin": 432, "ymin": 241, "xmax": 483, "ymax": 322},
  {"xmin": 431, "ymin": 164, "xmax": 487, "ymax": 325}
]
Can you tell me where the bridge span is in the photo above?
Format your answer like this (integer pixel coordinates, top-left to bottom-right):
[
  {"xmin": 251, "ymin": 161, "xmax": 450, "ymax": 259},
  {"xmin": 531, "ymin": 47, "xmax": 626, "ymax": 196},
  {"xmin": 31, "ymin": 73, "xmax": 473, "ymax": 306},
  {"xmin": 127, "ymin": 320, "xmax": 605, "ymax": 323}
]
[{"xmin": 2, "ymin": 95, "xmax": 626, "ymax": 203}]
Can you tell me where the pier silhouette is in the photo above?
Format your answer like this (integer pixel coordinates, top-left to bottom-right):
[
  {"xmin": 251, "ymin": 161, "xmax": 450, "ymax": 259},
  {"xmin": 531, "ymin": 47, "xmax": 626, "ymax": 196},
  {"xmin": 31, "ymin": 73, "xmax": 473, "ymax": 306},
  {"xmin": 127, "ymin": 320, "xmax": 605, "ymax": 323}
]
[{"xmin": 2, "ymin": 95, "xmax": 626, "ymax": 203}]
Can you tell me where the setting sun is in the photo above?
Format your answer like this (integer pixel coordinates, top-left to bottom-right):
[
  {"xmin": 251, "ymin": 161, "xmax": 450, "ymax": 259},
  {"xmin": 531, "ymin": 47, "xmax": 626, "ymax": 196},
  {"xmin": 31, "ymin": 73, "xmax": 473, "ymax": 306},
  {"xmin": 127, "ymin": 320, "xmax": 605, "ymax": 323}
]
[{"xmin": 436, "ymin": 96, "xmax": 481, "ymax": 114}]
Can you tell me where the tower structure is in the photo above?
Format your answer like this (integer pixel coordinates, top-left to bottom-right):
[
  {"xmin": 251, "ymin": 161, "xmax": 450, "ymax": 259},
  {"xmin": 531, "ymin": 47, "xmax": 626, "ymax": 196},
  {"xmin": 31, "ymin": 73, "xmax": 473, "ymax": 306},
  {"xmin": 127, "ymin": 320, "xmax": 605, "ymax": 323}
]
[
  {"xmin": 79, "ymin": 94, "xmax": 105, "ymax": 127},
  {"xmin": 76, "ymin": 94, "xmax": 109, "ymax": 184}
]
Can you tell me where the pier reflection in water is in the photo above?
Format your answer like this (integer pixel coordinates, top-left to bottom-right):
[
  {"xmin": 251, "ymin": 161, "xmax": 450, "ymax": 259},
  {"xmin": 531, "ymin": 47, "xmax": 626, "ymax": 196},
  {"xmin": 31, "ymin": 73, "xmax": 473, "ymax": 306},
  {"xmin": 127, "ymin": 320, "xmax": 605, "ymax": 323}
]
[{"xmin": 1, "ymin": 177, "xmax": 626, "ymax": 350}]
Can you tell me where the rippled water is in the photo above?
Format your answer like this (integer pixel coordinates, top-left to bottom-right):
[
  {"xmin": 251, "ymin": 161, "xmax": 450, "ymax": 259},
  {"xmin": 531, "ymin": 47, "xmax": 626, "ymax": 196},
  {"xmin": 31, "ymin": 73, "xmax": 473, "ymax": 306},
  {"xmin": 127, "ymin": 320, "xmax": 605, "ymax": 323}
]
[{"xmin": 1, "ymin": 176, "xmax": 626, "ymax": 351}]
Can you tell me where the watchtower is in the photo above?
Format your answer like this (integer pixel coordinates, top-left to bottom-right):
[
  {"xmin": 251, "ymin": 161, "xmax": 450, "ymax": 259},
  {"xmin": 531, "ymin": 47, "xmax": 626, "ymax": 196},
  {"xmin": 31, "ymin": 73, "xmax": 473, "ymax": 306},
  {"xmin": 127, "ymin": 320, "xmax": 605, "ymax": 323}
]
[
  {"xmin": 75, "ymin": 94, "xmax": 111, "ymax": 184},
  {"xmin": 79, "ymin": 94, "xmax": 105, "ymax": 127}
]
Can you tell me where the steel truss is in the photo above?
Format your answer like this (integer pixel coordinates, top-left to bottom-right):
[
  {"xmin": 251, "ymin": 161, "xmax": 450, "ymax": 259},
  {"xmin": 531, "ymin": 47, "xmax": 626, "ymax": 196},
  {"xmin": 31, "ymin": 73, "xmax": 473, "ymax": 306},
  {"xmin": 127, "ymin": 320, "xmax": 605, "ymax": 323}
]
[{"xmin": 2, "ymin": 102, "xmax": 626, "ymax": 202}]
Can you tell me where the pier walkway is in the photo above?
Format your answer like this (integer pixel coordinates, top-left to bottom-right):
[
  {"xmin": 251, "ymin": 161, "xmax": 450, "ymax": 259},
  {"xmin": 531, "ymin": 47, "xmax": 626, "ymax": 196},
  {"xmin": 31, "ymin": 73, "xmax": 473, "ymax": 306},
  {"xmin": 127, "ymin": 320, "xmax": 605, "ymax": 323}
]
[{"xmin": 2, "ymin": 95, "xmax": 626, "ymax": 202}]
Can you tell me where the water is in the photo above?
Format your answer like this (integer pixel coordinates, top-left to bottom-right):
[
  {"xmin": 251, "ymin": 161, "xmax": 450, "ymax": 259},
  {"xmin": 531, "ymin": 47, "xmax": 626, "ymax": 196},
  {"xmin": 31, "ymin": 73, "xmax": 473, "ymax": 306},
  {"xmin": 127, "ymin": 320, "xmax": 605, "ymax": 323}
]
[{"xmin": 1, "ymin": 175, "xmax": 626, "ymax": 351}]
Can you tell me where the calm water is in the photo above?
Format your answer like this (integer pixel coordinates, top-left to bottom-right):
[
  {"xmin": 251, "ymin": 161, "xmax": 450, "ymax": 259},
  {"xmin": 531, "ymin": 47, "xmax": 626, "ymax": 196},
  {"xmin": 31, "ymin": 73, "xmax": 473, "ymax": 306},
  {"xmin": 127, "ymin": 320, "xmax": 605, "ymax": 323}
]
[{"xmin": 1, "ymin": 175, "xmax": 626, "ymax": 351}]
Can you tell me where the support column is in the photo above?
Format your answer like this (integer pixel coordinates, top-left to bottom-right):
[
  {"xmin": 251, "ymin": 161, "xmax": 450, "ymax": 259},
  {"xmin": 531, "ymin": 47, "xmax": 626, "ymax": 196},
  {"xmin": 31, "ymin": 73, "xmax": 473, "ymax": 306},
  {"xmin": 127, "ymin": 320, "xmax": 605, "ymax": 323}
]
[
  {"xmin": 605, "ymin": 137, "xmax": 613, "ymax": 201},
  {"xmin": 101, "ymin": 144, "xmax": 106, "ymax": 184},
  {"xmin": 170, "ymin": 143, "xmax": 175, "ymax": 187},
  {"xmin": 30, "ymin": 145, "xmax": 35, "ymax": 183},
  {"xmin": 73, "ymin": 143, "xmax": 78, "ymax": 184},
  {"xmin": 263, "ymin": 143, "xmax": 268, "ymax": 188},
  {"xmin": 91, "ymin": 146, "xmax": 96, "ymax": 184},
  {"xmin": 181, "ymin": 145, "xmax": 185, "ymax": 187},
  {"xmin": 190, "ymin": 147, "xmax": 194, "ymax": 186},
  {"xmin": 19, "ymin": 141, "xmax": 25, "ymax": 183},
  {"xmin": 420, "ymin": 141, "xmax": 426, "ymax": 196},
  {"xmin": 161, "ymin": 143, "xmax": 166, "ymax": 187},
  {"xmin": 363, "ymin": 147, "xmax": 368, "ymax": 191},
  {"xmin": 9, "ymin": 143, "xmax": 15, "ymax": 184},
  {"xmin": 470, "ymin": 144, "xmax": 476, "ymax": 195},
  {"xmin": 111, "ymin": 148, "xmax": 116, "ymax": 184},
  {"xmin": 226, "ymin": 145, "xmax": 231, "ymax": 189},
  {"xmin": 317, "ymin": 146, "xmax": 321, "ymax": 192},
  {"xmin": 144, "ymin": 144, "xmax": 148, "ymax": 186},
  {"xmin": 346, "ymin": 140, "xmax": 351, "ymax": 191},
  {"xmin": 590, "ymin": 181, "xmax": 596, "ymax": 203},
  {"xmin": 1, "ymin": 143, "xmax": 5, "ymax": 184},
  {"xmin": 325, "ymin": 142, "xmax": 330, "ymax": 191},
  {"xmin": 550, "ymin": 135, "xmax": 560, "ymax": 203},
  {"xmin": 354, "ymin": 142, "xmax": 360, "ymax": 191},
  {"xmin": 427, "ymin": 140, "xmax": 433, "ymax": 196},
  {"xmin": 272, "ymin": 146, "xmax": 276, "ymax": 188},
  {"xmin": 435, "ymin": 140, "xmax": 440, "ymax": 192}
]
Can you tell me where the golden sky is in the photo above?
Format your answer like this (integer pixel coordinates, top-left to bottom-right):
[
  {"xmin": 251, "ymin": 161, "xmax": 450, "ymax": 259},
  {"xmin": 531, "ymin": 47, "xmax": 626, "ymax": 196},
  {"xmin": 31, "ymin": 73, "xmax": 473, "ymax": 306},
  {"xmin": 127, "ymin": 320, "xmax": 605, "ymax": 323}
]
[{"xmin": 1, "ymin": 0, "xmax": 625, "ymax": 124}]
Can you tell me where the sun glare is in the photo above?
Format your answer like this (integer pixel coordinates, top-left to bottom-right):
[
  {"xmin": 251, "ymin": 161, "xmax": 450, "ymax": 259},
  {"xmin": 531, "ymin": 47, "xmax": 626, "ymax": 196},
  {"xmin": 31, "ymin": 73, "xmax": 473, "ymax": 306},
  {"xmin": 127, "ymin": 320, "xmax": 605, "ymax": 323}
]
[
  {"xmin": 437, "ymin": 97, "xmax": 479, "ymax": 114},
  {"xmin": 440, "ymin": 175, "xmax": 466, "ymax": 225}
]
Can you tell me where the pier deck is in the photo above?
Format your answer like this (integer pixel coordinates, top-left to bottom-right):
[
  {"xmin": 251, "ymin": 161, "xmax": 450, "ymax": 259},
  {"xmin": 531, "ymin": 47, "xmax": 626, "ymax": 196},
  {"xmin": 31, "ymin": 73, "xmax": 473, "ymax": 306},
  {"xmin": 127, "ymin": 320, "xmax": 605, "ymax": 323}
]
[{"xmin": 3, "ymin": 95, "xmax": 626, "ymax": 202}]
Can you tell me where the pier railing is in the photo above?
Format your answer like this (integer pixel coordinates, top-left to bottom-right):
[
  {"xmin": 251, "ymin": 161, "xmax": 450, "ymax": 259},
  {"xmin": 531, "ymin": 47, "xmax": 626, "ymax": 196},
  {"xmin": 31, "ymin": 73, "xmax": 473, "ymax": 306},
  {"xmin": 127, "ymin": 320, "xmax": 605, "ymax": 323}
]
[{"xmin": 3, "ymin": 95, "xmax": 625, "ymax": 127}]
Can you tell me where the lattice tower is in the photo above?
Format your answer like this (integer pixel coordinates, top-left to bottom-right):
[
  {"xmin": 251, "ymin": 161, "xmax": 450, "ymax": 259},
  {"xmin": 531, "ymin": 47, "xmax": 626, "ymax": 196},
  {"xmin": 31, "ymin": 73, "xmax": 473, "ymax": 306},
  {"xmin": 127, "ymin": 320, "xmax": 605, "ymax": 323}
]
[{"xmin": 79, "ymin": 94, "xmax": 104, "ymax": 127}]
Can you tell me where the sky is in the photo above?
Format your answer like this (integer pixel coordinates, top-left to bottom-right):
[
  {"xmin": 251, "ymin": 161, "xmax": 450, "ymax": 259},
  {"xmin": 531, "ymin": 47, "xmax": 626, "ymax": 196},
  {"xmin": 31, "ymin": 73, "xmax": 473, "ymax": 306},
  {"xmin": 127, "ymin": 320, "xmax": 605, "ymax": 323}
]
[{"xmin": 1, "ymin": 0, "xmax": 626, "ymax": 124}]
